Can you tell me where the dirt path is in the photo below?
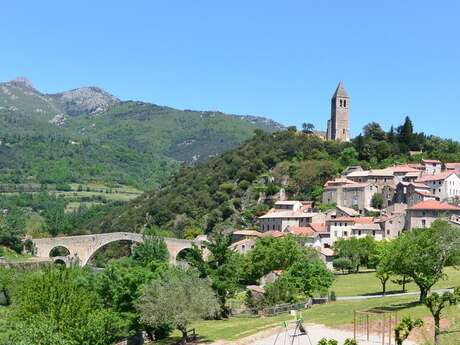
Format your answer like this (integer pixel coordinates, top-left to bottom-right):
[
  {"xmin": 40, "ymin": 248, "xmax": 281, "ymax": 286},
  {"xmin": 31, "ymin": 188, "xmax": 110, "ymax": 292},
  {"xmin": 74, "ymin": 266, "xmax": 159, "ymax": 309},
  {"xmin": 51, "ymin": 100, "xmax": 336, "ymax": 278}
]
[{"xmin": 209, "ymin": 323, "xmax": 418, "ymax": 345}]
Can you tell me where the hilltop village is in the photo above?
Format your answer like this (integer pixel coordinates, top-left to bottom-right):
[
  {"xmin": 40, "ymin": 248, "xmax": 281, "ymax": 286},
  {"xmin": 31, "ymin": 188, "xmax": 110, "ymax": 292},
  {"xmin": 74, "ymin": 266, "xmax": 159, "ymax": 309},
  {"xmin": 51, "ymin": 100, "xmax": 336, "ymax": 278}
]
[{"xmin": 228, "ymin": 83, "xmax": 460, "ymax": 270}]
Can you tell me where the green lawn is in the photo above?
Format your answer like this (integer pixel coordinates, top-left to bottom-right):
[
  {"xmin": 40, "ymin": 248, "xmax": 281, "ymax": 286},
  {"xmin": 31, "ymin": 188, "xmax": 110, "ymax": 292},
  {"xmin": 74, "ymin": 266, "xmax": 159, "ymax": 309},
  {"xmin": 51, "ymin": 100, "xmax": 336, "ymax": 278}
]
[
  {"xmin": 152, "ymin": 296, "xmax": 460, "ymax": 345},
  {"xmin": 331, "ymin": 267, "xmax": 460, "ymax": 297}
]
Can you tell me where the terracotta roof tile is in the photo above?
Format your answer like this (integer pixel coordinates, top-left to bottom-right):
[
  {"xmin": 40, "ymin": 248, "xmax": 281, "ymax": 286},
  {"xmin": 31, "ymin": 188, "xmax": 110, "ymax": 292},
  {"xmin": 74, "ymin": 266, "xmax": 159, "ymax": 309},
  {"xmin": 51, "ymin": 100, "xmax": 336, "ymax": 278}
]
[
  {"xmin": 408, "ymin": 200, "xmax": 460, "ymax": 211},
  {"xmin": 422, "ymin": 159, "xmax": 442, "ymax": 164},
  {"xmin": 328, "ymin": 217, "xmax": 374, "ymax": 224},
  {"xmin": 262, "ymin": 231, "xmax": 286, "ymax": 238},
  {"xmin": 416, "ymin": 171, "xmax": 454, "ymax": 182}
]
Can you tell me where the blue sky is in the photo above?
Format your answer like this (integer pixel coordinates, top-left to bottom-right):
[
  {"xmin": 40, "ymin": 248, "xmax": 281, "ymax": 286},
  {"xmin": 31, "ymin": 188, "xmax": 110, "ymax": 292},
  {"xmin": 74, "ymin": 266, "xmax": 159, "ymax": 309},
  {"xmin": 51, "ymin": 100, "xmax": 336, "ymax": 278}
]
[{"xmin": 1, "ymin": 1, "xmax": 459, "ymax": 139}]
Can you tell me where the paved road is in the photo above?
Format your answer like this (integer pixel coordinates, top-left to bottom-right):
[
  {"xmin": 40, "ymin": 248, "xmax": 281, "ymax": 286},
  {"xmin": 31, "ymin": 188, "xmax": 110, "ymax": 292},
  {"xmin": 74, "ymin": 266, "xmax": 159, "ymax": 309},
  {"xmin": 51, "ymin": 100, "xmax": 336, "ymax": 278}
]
[{"xmin": 337, "ymin": 288, "xmax": 453, "ymax": 301}]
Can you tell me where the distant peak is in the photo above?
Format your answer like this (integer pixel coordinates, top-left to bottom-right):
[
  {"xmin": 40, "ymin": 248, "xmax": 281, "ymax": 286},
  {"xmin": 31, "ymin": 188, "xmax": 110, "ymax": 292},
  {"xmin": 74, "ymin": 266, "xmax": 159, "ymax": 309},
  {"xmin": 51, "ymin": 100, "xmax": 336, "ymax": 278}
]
[{"xmin": 11, "ymin": 76, "xmax": 34, "ymax": 89}]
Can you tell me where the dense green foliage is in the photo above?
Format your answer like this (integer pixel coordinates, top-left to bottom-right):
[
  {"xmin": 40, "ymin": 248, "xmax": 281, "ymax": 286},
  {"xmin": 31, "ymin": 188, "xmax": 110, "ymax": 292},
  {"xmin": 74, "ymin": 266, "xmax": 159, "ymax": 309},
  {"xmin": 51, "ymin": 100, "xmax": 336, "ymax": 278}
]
[
  {"xmin": 333, "ymin": 236, "xmax": 377, "ymax": 273},
  {"xmin": 264, "ymin": 260, "xmax": 334, "ymax": 305},
  {"xmin": 0, "ymin": 267, "xmax": 127, "ymax": 345}
]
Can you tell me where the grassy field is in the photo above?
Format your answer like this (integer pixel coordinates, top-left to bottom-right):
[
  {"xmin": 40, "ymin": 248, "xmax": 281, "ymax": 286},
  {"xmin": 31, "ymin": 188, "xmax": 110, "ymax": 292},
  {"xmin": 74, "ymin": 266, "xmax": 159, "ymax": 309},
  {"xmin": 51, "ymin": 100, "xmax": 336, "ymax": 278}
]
[
  {"xmin": 153, "ymin": 295, "xmax": 460, "ymax": 345},
  {"xmin": 331, "ymin": 267, "xmax": 460, "ymax": 297}
]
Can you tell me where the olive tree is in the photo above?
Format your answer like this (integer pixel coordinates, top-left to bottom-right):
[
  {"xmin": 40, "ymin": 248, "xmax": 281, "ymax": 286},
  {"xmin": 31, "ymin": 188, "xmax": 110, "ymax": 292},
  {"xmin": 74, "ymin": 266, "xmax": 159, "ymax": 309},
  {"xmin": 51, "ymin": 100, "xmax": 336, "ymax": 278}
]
[
  {"xmin": 394, "ymin": 316, "xmax": 423, "ymax": 345},
  {"xmin": 388, "ymin": 220, "xmax": 460, "ymax": 301},
  {"xmin": 138, "ymin": 268, "xmax": 220, "ymax": 344},
  {"xmin": 423, "ymin": 287, "xmax": 460, "ymax": 345}
]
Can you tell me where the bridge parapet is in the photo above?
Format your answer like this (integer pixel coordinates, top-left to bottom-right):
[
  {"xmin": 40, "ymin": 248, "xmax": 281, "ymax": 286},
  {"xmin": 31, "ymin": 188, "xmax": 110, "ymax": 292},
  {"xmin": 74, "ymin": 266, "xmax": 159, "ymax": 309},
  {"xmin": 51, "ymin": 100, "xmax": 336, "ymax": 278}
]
[{"xmin": 31, "ymin": 232, "xmax": 199, "ymax": 267}]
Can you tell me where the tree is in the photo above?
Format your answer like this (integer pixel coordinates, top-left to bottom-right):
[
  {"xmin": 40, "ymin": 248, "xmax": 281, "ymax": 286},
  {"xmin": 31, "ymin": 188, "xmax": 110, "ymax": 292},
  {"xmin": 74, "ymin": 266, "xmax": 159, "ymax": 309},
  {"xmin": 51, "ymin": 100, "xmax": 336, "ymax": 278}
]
[
  {"xmin": 285, "ymin": 260, "xmax": 334, "ymax": 297},
  {"xmin": 394, "ymin": 316, "xmax": 423, "ymax": 345},
  {"xmin": 363, "ymin": 122, "xmax": 386, "ymax": 141},
  {"xmin": 95, "ymin": 259, "xmax": 167, "ymax": 340},
  {"xmin": 0, "ymin": 267, "xmax": 15, "ymax": 306},
  {"xmin": 398, "ymin": 116, "xmax": 414, "ymax": 149},
  {"xmin": 131, "ymin": 235, "xmax": 169, "ymax": 266},
  {"xmin": 138, "ymin": 268, "xmax": 220, "ymax": 344},
  {"xmin": 371, "ymin": 193, "xmax": 384, "ymax": 209},
  {"xmin": 334, "ymin": 237, "xmax": 376, "ymax": 273},
  {"xmin": 371, "ymin": 241, "xmax": 392, "ymax": 296},
  {"xmin": 333, "ymin": 258, "xmax": 353, "ymax": 274},
  {"xmin": 339, "ymin": 147, "xmax": 359, "ymax": 167},
  {"xmin": 5, "ymin": 267, "xmax": 126, "ymax": 345},
  {"xmin": 243, "ymin": 236, "xmax": 318, "ymax": 282},
  {"xmin": 423, "ymin": 287, "xmax": 460, "ymax": 345},
  {"xmin": 389, "ymin": 220, "xmax": 460, "ymax": 301},
  {"xmin": 301, "ymin": 123, "xmax": 315, "ymax": 134},
  {"xmin": 0, "ymin": 209, "xmax": 26, "ymax": 252},
  {"xmin": 392, "ymin": 275, "xmax": 412, "ymax": 293}
]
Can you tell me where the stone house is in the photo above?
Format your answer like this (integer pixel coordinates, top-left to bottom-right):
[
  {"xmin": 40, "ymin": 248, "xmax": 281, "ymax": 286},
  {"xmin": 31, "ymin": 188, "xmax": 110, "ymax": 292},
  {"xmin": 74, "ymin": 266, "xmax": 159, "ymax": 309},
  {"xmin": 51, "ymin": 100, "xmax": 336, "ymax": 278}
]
[
  {"xmin": 229, "ymin": 238, "xmax": 256, "ymax": 255},
  {"xmin": 393, "ymin": 181, "xmax": 436, "ymax": 207},
  {"xmin": 284, "ymin": 224, "xmax": 326, "ymax": 248},
  {"xmin": 335, "ymin": 205, "xmax": 360, "ymax": 217},
  {"xmin": 258, "ymin": 200, "xmax": 325, "ymax": 232},
  {"xmin": 416, "ymin": 171, "xmax": 460, "ymax": 202},
  {"xmin": 260, "ymin": 270, "xmax": 283, "ymax": 287},
  {"xmin": 326, "ymin": 217, "xmax": 374, "ymax": 243},
  {"xmin": 406, "ymin": 200, "xmax": 460, "ymax": 229},
  {"xmin": 318, "ymin": 247, "xmax": 335, "ymax": 270},
  {"xmin": 346, "ymin": 168, "xmax": 396, "ymax": 193},
  {"xmin": 374, "ymin": 213, "xmax": 406, "ymax": 238},
  {"xmin": 444, "ymin": 162, "xmax": 460, "ymax": 172},
  {"xmin": 421, "ymin": 159, "xmax": 442, "ymax": 175},
  {"xmin": 231, "ymin": 230, "xmax": 262, "ymax": 244},
  {"xmin": 351, "ymin": 223, "xmax": 384, "ymax": 240},
  {"xmin": 322, "ymin": 177, "xmax": 377, "ymax": 213}
]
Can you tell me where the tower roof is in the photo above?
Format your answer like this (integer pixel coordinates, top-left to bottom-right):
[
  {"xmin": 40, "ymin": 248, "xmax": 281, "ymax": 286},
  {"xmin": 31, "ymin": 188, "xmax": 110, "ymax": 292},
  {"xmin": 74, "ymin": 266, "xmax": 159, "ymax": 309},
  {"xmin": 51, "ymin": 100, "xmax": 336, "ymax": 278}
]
[{"xmin": 332, "ymin": 81, "xmax": 349, "ymax": 99}]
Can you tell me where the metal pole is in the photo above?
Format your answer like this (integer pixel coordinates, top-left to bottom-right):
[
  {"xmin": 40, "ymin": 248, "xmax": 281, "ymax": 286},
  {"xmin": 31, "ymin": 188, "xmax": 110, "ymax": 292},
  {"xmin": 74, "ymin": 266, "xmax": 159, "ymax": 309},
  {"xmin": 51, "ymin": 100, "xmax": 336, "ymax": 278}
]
[
  {"xmin": 389, "ymin": 313, "xmax": 391, "ymax": 345},
  {"xmin": 354, "ymin": 311, "xmax": 356, "ymax": 341},
  {"xmin": 367, "ymin": 314, "xmax": 370, "ymax": 341},
  {"xmin": 382, "ymin": 314, "xmax": 385, "ymax": 345}
]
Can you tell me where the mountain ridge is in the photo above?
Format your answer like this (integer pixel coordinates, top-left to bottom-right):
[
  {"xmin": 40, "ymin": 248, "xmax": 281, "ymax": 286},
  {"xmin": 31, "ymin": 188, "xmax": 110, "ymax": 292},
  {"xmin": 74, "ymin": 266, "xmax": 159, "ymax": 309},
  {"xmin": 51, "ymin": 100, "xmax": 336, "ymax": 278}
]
[{"xmin": 0, "ymin": 77, "xmax": 284, "ymax": 189}]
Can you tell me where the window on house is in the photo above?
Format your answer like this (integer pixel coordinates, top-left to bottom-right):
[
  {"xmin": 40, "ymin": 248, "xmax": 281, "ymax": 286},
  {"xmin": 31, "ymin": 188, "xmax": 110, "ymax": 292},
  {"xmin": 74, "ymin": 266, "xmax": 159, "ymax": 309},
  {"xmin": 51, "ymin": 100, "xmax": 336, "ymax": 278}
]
[
  {"xmin": 344, "ymin": 231, "xmax": 348, "ymax": 236},
  {"xmin": 242, "ymin": 245, "xmax": 245, "ymax": 249},
  {"xmin": 372, "ymin": 230, "xmax": 376, "ymax": 236},
  {"xmin": 358, "ymin": 230, "xmax": 362, "ymax": 235},
  {"xmin": 422, "ymin": 219, "xmax": 426, "ymax": 228},
  {"xmin": 387, "ymin": 230, "xmax": 390, "ymax": 235}
]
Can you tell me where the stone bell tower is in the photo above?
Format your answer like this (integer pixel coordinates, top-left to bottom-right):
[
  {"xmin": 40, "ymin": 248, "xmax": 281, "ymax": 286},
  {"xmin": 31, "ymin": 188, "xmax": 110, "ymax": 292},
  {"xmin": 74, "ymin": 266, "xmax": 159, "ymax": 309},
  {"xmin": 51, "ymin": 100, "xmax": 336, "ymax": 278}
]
[{"xmin": 327, "ymin": 81, "xmax": 350, "ymax": 141}]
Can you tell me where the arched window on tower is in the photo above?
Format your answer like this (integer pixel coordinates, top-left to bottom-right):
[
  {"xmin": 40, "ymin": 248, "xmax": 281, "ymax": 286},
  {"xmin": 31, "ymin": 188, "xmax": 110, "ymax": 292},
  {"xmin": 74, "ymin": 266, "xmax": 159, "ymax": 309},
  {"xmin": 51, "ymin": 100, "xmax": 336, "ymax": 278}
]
[
  {"xmin": 343, "ymin": 99, "xmax": 347, "ymax": 107},
  {"xmin": 339, "ymin": 99, "xmax": 343, "ymax": 107}
]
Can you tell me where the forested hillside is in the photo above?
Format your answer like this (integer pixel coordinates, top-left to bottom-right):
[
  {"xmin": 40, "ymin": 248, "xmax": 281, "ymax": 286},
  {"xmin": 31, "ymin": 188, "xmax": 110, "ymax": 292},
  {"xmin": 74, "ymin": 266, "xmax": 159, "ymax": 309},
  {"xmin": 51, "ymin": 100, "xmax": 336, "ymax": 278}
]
[
  {"xmin": 79, "ymin": 116, "xmax": 460, "ymax": 238},
  {"xmin": 0, "ymin": 77, "xmax": 282, "ymax": 190}
]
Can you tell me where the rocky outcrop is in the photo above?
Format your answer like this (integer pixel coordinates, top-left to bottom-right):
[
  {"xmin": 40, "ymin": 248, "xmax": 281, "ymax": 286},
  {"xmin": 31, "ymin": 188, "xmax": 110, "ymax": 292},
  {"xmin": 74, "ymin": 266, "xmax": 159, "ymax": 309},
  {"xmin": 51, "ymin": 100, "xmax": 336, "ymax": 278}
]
[{"xmin": 49, "ymin": 86, "xmax": 120, "ymax": 116}]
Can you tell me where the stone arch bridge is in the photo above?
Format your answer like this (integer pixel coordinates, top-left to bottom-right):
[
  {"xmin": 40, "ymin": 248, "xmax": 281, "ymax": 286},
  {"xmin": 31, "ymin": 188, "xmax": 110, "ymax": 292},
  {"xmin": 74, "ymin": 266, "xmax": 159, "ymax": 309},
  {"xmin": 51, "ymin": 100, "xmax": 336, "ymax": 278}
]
[{"xmin": 32, "ymin": 232, "xmax": 203, "ymax": 266}]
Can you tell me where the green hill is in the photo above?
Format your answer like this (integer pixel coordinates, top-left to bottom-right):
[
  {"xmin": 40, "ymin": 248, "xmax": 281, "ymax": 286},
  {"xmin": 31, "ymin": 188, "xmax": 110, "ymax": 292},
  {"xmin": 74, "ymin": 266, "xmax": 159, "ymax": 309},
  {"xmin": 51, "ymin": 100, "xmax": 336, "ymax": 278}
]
[
  {"xmin": 78, "ymin": 119, "xmax": 460, "ymax": 237},
  {"xmin": 0, "ymin": 77, "xmax": 283, "ymax": 190}
]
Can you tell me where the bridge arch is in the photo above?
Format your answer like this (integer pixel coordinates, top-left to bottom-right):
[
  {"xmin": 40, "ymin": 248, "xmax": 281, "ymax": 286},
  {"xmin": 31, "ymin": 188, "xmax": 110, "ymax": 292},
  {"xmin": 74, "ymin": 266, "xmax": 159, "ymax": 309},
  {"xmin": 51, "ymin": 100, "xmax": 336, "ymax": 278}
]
[
  {"xmin": 49, "ymin": 245, "xmax": 71, "ymax": 258},
  {"xmin": 32, "ymin": 232, "xmax": 201, "ymax": 267}
]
